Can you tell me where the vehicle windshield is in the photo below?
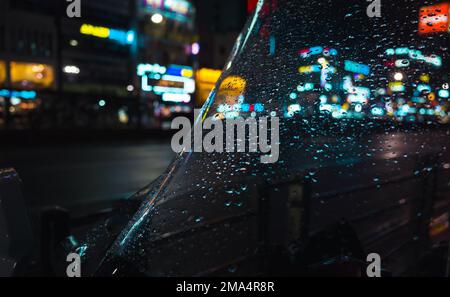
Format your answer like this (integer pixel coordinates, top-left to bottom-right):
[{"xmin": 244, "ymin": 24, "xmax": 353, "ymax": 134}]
[{"xmin": 96, "ymin": 0, "xmax": 450, "ymax": 276}]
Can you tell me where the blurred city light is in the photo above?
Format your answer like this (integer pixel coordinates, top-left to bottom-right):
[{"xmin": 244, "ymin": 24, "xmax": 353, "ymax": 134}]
[
  {"xmin": 151, "ymin": 13, "xmax": 164, "ymax": 24},
  {"xmin": 80, "ymin": 24, "xmax": 135, "ymax": 45},
  {"xmin": 143, "ymin": 0, "xmax": 194, "ymax": 23},
  {"xmin": 191, "ymin": 42, "xmax": 200, "ymax": 55},
  {"xmin": 63, "ymin": 65, "xmax": 80, "ymax": 75},
  {"xmin": 419, "ymin": 3, "xmax": 450, "ymax": 34},
  {"xmin": 162, "ymin": 93, "xmax": 191, "ymax": 103},
  {"xmin": 69, "ymin": 39, "xmax": 79, "ymax": 47},
  {"xmin": 394, "ymin": 72, "xmax": 404, "ymax": 81},
  {"xmin": 137, "ymin": 63, "xmax": 195, "ymax": 107},
  {"xmin": 0, "ymin": 61, "xmax": 5, "ymax": 84},
  {"xmin": 195, "ymin": 68, "xmax": 222, "ymax": 105},
  {"xmin": 0, "ymin": 89, "xmax": 37, "ymax": 100},
  {"xmin": 10, "ymin": 62, "xmax": 54, "ymax": 89}
]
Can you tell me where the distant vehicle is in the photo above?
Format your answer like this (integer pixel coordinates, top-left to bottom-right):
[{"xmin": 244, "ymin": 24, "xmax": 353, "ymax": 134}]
[{"xmin": 2, "ymin": 0, "xmax": 450, "ymax": 276}]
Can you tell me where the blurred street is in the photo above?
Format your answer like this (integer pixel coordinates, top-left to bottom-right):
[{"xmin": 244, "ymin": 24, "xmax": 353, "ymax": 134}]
[
  {"xmin": 0, "ymin": 140, "xmax": 174, "ymax": 214},
  {"xmin": 0, "ymin": 0, "xmax": 248, "ymax": 221}
]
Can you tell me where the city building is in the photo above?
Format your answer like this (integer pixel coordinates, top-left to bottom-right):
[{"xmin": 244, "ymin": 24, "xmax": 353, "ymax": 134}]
[
  {"xmin": 59, "ymin": 0, "xmax": 138, "ymax": 129},
  {"xmin": 0, "ymin": 0, "xmax": 56, "ymax": 129},
  {"xmin": 136, "ymin": 0, "xmax": 198, "ymax": 129},
  {"xmin": 0, "ymin": 0, "xmax": 198, "ymax": 130}
]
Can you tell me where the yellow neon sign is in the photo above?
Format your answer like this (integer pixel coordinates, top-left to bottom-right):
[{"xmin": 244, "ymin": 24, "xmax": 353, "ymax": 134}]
[
  {"xmin": 181, "ymin": 69, "xmax": 194, "ymax": 78},
  {"xmin": 80, "ymin": 24, "xmax": 110, "ymax": 39},
  {"xmin": 196, "ymin": 68, "xmax": 222, "ymax": 83}
]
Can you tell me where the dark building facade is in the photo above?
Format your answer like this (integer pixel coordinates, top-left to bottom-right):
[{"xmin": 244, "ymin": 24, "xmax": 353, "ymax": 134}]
[
  {"xmin": 193, "ymin": 0, "xmax": 247, "ymax": 69},
  {"xmin": 58, "ymin": 0, "xmax": 138, "ymax": 130}
]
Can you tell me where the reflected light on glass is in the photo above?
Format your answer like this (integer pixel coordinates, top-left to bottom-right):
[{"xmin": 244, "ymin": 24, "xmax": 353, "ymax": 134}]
[
  {"xmin": 394, "ymin": 72, "xmax": 404, "ymax": 81},
  {"xmin": 191, "ymin": 42, "xmax": 200, "ymax": 55}
]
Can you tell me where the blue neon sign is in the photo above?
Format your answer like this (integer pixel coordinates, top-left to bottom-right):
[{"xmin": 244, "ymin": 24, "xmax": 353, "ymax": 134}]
[
  {"xmin": 344, "ymin": 60, "xmax": 370, "ymax": 76},
  {"xmin": 0, "ymin": 89, "xmax": 37, "ymax": 99},
  {"xmin": 109, "ymin": 29, "xmax": 135, "ymax": 45}
]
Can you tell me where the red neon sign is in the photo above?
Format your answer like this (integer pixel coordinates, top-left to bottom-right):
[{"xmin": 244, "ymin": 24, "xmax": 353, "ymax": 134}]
[{"xmin": 419, "ymin": 3, "xmax": 450, "ymax": 34}]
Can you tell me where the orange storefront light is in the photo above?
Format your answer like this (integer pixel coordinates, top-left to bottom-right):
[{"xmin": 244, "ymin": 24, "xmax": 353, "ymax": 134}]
[
  {"xmin": 10, "ymin": 62, "xmax": 55, "ymax": 89},
  {"xmin": 0, "ymin": 61, "xmax": 6, "ymax": 85},
  {"xmin": 195, "ymin": 68, "xmax": 222, "ymax": 105},
  {"xmin": 419, "ymin": 3, "xmax": 450, "ymax": 34}
]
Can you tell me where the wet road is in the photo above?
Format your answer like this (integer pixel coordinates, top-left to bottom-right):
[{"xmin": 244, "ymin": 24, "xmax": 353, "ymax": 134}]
[{"xmin": 0, "ymin": 140, "xmax": 174, "ymax": 214}]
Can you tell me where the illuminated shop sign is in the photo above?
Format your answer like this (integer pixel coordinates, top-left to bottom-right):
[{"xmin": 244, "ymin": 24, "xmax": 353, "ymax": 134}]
[
  {"xmin": 292, "ymin": 44, "xmax": 449, "ymax": 122},
  {"xmin": 10, "ymin": 62, "xmax": 54, "ymax": 89},
  {"xmin": 417, "ymin": 84, "xmax": 432, "ymax": 93},
  {"xmin": 294, "ymin": 46, "xmax": 373, "ymax": 119},
  {"xmin": 0, "ymin": 61, "xmax": 6, "ymax": 85},
  {"xmin": 419, "ymin": 3, "xmax": 450, "ymax": 34},
  {"xmin": 298, "ymin": 65, "xmax": 322, "ymax": 74},
  {"xmin": 381, "ymin": 44, "xmax": 448, "ymax": 120},
  {"xmin": 0, "ymin": 89, "xmax": 37, "ymax": 99},
  {"xmin": 212, "ymin": 76, "xmax": 266, "ymax": 120},
  {"xmin": 196, "ymin": 68, "xmax": 222, "ymax": 105},
  {"xmin": 342, "ymin": 76, "xmax": 370, "ymax": 104},
  {"xmin": 80, "ymin": 24, "xmax": 135, "ymax": 45},
  {"xmin": 439, "ymin": 89, "xmax": 450, "ymax": 98},
  {"xmin": 344, "ymin": 60, "xmax": 370, "ymax": 76},
  {"xmin": 142, "ymin": 0, "xmax": 194, "ymax": 23},
  {"xmin": 216, "ymin": 100, "xmax": 265, "ymax": 120},
  {"xmin": 385, "ymin": 47, "xmax": 442, "ymax": 67},
  {"xmin": 217, "ymin": 102, "xmax": 264, "ymax": 114},
  {"xmin": 137, "ymin": 63, "xmax": 195, "ymax": 103},
  {"xmin": 299, "ymin": 46, "xmax": 338, "ymax": 59},
  {"xmin": 342, "ymin": 75, "xmax": 370, "ymax": 104},
  {"xmin": 371, "ymin": 107, "xmax": 385, "ymax": 116},
  {"xmin": 388, "ymin": 82, "xmax": 406, "ymax": 92},
  {"xmin": 196, "ymin": 68, "xmax": 222, "ymax": 84},
  {"xmin": 137, "ymin": 63, "xmax": 167, "ymax": 76}
]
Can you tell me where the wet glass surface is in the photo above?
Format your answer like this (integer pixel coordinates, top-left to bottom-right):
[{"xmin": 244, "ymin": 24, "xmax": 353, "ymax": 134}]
[{"xmin": 94, "ymin": 0, "xmax": 450, "ymax": 276}]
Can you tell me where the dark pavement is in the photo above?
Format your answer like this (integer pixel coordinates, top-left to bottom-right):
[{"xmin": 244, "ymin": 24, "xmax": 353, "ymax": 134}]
[{"xmin": 0, "ymin": 140, "xmax": 175, "ymax": 215}]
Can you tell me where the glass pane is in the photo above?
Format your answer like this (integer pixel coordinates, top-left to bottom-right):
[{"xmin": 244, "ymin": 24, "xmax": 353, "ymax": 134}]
[{"xmin": 96, "ymin": 0, "xmax": 450, "ymax": 276}]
